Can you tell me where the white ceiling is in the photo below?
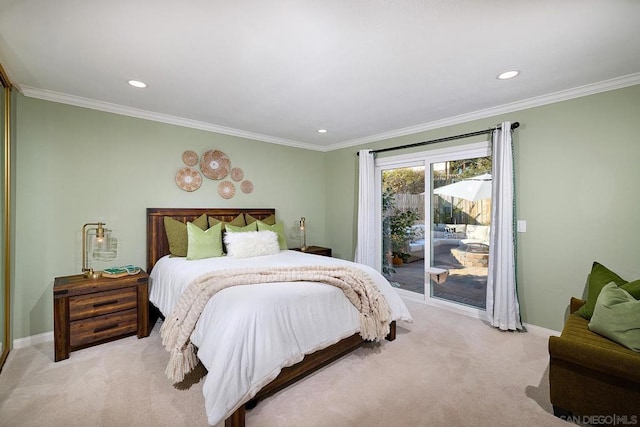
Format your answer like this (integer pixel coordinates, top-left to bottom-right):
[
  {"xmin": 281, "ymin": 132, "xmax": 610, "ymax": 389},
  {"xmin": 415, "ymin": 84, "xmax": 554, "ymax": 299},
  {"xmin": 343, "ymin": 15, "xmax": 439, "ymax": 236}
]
[{"xmin": 1, "ymin": 1, "xmax": 639, "ymax": 151}]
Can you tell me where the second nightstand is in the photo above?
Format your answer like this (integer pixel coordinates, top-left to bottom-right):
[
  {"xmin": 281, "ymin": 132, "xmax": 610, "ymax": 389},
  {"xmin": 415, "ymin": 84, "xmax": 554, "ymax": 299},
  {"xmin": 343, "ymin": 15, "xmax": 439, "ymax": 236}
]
[
  {"xmin": 291, "ymin": 246, "xmax": 332, "ymax": 257},
  {"xmin": 53, "ymin": 271, "xmax": 149, "ymax": 362}
]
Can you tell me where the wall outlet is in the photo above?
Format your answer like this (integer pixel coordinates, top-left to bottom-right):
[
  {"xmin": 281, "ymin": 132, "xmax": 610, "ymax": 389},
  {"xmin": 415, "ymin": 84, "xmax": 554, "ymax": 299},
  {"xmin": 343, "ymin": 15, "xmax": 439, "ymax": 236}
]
[{"xmin": 517, "ymin": 220, "xmax": 527, "ymax": 233}]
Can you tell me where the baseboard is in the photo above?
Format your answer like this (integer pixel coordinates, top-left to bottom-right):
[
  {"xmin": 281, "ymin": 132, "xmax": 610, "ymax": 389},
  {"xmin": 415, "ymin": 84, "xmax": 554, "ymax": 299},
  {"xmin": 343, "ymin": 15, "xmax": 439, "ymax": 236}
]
[
  {"xmin": 399, "ymin": 294, "xmax": 561, "ymax": 337},
  {"xmin": 14, "ymin": 331, "xmax": 53, "ymax": 349},
  {"xmin": 523, "ymin": 322, "xmax": 561, "ymax": 338}
]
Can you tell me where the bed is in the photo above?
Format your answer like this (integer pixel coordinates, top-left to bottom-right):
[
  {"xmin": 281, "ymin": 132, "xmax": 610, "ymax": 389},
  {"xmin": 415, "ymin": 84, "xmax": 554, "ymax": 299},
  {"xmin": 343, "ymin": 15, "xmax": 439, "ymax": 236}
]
[{"xmin": 146, "ymin": 208, "xmax": 412, "ymax": 426}]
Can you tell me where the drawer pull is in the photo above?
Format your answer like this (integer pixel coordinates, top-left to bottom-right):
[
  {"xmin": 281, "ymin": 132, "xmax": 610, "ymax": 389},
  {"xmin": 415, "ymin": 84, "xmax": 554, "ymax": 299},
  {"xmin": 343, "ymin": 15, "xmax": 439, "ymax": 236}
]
[
  {"xmin": 94, "ymin": 323, "xmax": 119, "ymax": 333},
  {"xmin": 93, "ymin": 299, "xmax": 118, "ymax": 308}
]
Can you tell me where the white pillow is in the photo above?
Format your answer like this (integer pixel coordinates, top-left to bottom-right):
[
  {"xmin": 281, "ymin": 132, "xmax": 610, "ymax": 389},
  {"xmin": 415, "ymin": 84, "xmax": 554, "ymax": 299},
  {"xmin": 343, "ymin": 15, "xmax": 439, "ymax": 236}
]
[{"xmin": 224, "ymin": 230, "xmax": 280, "ymax": 258}]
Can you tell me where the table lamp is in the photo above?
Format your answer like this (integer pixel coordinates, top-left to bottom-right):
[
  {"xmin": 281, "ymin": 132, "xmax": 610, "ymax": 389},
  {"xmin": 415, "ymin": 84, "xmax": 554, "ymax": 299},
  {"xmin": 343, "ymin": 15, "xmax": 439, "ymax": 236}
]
[
  {"xmin": 299, "ymin": 217, "xmax": 307, "ymax": 251},
  {"xmin": 82, "ymin": 222, "xmax": 106, "ymax": 279}
]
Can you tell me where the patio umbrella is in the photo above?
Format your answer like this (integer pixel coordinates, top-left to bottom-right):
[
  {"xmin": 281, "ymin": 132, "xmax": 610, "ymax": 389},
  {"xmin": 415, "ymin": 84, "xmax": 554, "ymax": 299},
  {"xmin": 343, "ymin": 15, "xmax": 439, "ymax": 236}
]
[{"xmin": 433, "ymin": 173, "xmax": 492, "ymax": 201}]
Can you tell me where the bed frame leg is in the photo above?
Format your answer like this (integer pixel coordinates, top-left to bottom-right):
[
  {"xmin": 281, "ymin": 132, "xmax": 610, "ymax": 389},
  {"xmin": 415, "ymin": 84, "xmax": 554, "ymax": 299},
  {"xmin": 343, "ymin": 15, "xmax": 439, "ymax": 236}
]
[
  {"xmin": 224, "ymin": 405, "xmax": 245, "ymax": 427},
  {"xmin": 386, "ymin": 321, "xmax": 396, "ymax": 341}
]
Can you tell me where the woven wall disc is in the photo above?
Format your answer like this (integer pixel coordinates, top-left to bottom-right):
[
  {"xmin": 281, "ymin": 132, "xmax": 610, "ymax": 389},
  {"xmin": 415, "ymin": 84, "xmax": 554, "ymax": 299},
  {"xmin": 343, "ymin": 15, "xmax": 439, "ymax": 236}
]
[
  {"xmin": 200, "ymin": 149, "xmax": 231, "ymax": 180},
  {"xmin": 240, "ymin": 180, "xmax": 253, "ymax": 194},
  {"xmin": 175, "ymin": 167, "xmax": 202, "ymax": 192},
  {"xmin": 182, "ymin": 150, "xmax": 199, "ymax": 167},
  {"xmin": 217, "ymin": 181, "xmax": 236, "ymax": 199},
  {"xmin": 230, "ymin": 167, "xmax": 244, "ymax": 182}
]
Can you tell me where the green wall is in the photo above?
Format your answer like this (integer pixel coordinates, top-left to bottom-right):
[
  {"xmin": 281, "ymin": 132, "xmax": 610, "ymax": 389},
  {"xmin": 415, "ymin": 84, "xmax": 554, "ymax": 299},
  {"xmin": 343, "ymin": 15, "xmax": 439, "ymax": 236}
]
[
  {"xmin": 13, "ymin": 95, "xmax": 326, "ymax": 339},
  {"xmin": 12, "ymin": 84, "xmax": 640, "ymax": 339},
  {"xmin": 325, "ymin": 84, "xmax": 640, "ymax": 331}
]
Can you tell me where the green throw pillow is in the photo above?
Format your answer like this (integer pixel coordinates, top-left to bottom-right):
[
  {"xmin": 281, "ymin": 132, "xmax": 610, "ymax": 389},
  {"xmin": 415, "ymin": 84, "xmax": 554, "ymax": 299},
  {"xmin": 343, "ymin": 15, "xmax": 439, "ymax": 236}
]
[
  {"xmin": 577, "ymin": 262, "xmax": 627, "ymax": 320},
  {"xmin": 588, "ymin": 283, "xmax": 640, "ymax": 352},
  {"xmin": 226, "ymin": 222, "xmax": 258, "ymax": 233},
  {"xmin": 245, "ymin": 213, "xmax": 276, "ymax": 226},
  {"xmin": 621, "ymin": 279, "xmax": 640, "ymax": 299},
  {"xmin": 186, "ymin": 222, "xmax": 223, "ymax": 260},
  {"xmin": 208, "ymin": 214, "xmax": 246, "ymax": 231},
  {"xmin": 257, "ymin": 220, "xmax": 288, "ymax": 250},
  {"xmin": 164, "ymin": 214, "xmax": 208, "ymax": 257}
]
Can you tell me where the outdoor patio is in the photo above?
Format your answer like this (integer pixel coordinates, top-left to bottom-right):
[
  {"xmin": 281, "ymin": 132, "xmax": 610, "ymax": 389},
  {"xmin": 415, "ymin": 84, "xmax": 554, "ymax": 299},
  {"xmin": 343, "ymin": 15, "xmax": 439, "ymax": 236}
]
[{"xmin": 386, "ymin": 243, "xmax": 487, "ymax": 309}]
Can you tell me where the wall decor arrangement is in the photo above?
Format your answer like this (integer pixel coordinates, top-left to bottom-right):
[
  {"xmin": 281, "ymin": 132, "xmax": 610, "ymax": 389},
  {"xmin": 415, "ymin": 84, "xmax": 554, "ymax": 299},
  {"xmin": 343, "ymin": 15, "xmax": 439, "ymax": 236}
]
[
  {"xmin": 175, "ymin": 149, "xmax": 253, "ymax": 198},
  {"xmin": 230, "ymin": 167, "xmax": 243, "ymax": 181},
  {"xmin": 200, "ymin": 149, "xmax": 231, "ymax": 180},
  {"xmin": 217, "ymin": 181, "xmax": 236, "ymax": 199},
  {"xmin": 240, "ymin": 180, "xmax": 253, "ymax": 194},
  {"xmin": 182, "ymin": 150, "xmax": 199, "ymax": 167},
  {"xmin": 175, "ymin": 167, "xmax": 202, "ymax": 192}
]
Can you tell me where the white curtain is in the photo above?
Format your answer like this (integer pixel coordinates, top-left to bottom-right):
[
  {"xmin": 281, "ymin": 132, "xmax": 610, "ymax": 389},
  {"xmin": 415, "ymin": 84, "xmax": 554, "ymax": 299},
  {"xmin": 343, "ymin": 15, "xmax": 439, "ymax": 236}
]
[
  {"xmin": 354, "ymin": 149, "xmax": 376, "ymax": 267},
  {"xmin": 486, "ymin": 122, "xmax": 523, "ymax": 331}
]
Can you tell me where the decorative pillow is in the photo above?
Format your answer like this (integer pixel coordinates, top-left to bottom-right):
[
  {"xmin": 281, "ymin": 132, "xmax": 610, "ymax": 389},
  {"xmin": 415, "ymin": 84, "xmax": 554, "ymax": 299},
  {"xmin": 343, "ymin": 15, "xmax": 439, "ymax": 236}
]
[
  {"xmin": 577, "ymin": 262, "xmax": 628, "ymax": 320},
  {"xmin": 164, "ymin": 214, "xmax": 208, "ymax": 257},
  {"xmin": 224, "ymin": 230, "xmax": 280, "ymax": 258},
  {"xmin": 245, "ymin": 213, "xmax": 276, "ymax": 226},
  {"xmin": 588, "ymin": 283, "xmax": 640, "ymax": 352},
  {"xmin": 208, "ymin": 214, "xmax": 246, "ymax": 231},
  {"xmin": 186, "ymin": 222, "xmax": 223, "ymax": 260},
  {"xmin": 621, "ymin": 279, "xmax": 640, "ymax": 299},
  {"xmin": 256, "ymin": 220, "xmax": 288, "ymax": 250},
  {"xmin": 226, "ymin": 222, "xmax": 258, "ymax": 233},
  {"xmin": 410, "ymin": 224, "xmax": 425, "ymax": 240}
]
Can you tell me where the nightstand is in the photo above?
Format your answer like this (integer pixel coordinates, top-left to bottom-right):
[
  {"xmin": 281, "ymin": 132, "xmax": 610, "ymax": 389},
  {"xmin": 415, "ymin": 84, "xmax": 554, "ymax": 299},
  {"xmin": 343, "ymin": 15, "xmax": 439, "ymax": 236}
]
[
  {"xmin": 53, "ymin": 270, "xmax": 150, "ymax": 362},
  {"xmin": 291, "ymin": 246, "xmax": 332, "ymax": 257}
]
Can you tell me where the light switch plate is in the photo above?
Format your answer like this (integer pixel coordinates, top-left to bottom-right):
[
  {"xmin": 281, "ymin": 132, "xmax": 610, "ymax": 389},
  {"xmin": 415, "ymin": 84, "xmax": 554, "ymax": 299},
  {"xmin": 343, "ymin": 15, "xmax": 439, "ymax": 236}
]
[{"xmin": 517, "ymin": 220, "xmax": 527, "ymax": 233}]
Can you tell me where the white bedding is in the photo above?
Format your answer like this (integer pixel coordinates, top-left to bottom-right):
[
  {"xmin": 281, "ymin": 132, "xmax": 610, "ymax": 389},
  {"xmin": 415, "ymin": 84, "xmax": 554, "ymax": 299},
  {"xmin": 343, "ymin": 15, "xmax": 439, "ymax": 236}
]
[{"xmin": 149, "ymin": 250, "xmax": 412, "ymax": 426}]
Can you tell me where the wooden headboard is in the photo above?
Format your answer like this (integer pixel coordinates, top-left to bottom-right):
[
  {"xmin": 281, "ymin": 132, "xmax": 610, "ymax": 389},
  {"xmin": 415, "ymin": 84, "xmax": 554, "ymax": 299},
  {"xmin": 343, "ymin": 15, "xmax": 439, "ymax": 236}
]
[{"xmin": 146, "ymin": 207, "xmax": 276, "ymax": 273}]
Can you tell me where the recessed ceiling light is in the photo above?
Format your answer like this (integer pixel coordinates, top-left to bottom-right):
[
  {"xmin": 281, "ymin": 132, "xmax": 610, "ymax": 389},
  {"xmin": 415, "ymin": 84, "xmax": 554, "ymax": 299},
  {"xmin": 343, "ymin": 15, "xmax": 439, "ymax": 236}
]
[
  {"xmin": 497, "ymin": 70, "xmax": 520, "ymax": 80},
  {"xmin": 128, "ymin": 80, "xmax": 147, "ymax": 88},
  {"xmin": 317, "ymin": 129, "xmax": 328, "ymax": 133}
]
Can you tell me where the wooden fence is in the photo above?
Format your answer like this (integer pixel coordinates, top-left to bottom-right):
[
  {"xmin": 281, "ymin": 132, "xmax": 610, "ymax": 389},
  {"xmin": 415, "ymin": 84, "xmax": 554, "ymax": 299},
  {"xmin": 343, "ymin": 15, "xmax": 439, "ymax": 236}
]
[{"xmin": 393, "ymin": 192, "xmax": 491, "ymax": 225}]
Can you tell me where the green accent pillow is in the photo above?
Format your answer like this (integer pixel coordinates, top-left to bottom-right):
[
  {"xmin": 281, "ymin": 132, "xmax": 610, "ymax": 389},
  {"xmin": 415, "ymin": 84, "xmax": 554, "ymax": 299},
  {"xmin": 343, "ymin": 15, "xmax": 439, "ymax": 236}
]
[
  {"xmin": 588, "ymin": 283, "xmax": 640, "ymax": 352},
  {"xmin": 577, "ymin": 262, "xmax": 627, "ymax": 320},
  {"xmin": 226, "ymin": 222, "xmax": 258, "ymax": 233},
  {"xmin": 164, "ymin": 214, "xmax": 208, "ymax": 257},
  {"xmin": 186, "ymin": 222, "xmax": 223, "ymax": 260},
  {"xmin": 208, "ymin": 214, "xmax": 246, "ymax": 231},
  {"xmin": 257, "ymin": 220, "xmax": 288, "ymax": 250},
  {"xmin": 245, "ymin": 213, "xmax": 276, "ymax": 226},
  {"xmin": 621, "ymin": 279, "xmax": 640, "ymax": 299}
]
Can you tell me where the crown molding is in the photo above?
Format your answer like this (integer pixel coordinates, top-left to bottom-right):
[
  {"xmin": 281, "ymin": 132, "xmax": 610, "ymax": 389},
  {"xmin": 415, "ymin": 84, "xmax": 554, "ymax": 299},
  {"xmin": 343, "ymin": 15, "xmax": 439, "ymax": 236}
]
[
  {"xmin": 326, "ymin": 72, "xmax": 640, "ymax": 152},
  {"xmin": 16, "ymin": 86, "xmax": 325, "ymax": 152},
  {"xmin": 16, "ymin": 72, "xmax": 640, "ymax": 153}
]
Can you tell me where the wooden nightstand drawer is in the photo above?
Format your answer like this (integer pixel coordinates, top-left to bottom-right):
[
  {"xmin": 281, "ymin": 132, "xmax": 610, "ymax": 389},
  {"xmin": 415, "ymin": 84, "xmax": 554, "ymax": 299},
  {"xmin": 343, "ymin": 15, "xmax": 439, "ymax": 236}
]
[
  {"xmin": 70, "ymin": 309, "xmax": 138, "ymax": 348},
  {"xmin": 69, "ymin": 287, "xmax": 137, "ymax": 321}
]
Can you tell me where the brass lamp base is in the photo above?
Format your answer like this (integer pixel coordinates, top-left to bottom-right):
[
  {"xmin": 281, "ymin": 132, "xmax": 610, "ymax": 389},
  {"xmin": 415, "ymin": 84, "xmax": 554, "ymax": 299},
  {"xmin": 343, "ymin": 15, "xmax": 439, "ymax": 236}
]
[{"xmin": 83, "ymin": 268, "xmax": 102, "ymax": 279}]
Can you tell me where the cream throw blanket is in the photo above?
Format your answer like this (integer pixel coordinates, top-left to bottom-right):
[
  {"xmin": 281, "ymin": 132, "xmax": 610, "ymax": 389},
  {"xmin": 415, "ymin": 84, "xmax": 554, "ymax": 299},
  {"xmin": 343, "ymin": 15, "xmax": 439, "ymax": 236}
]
[{"xmin": 160, "ymin": 265, "xmax": 392, "ymax": 383}]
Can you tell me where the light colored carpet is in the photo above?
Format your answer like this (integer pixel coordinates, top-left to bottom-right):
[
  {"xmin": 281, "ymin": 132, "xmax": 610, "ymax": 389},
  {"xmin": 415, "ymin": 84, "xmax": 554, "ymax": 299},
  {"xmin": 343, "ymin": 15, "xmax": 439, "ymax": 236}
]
[{"xmin": 0, "ymin": 300, "xmax": 569, "ymax": 426}]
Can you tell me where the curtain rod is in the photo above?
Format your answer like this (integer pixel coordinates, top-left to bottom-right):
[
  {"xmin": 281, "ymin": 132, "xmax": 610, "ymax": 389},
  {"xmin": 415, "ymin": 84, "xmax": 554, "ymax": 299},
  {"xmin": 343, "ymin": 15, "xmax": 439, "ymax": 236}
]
[{"xmin": 357, "ymin": 122, "xmax": 520, "ymax": 156}]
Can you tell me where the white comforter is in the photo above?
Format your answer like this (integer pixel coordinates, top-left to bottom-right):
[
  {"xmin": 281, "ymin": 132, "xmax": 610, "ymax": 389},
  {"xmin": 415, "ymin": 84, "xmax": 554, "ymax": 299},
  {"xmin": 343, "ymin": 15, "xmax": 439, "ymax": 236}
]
[{"xmin": 149, "ymin": 250, "xmax": 412, "ymax": 426}]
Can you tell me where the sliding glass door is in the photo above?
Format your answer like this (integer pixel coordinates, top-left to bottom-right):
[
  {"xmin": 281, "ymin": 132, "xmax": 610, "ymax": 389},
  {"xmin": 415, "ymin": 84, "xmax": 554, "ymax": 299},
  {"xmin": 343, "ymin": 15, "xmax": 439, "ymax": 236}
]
[
  {"xmin": 430, "ymin": 156, "xmax": 491, "ymax": 309},
  {"xmin": 380, "ymin": 164, "xmax": 425, "ymax": 295},
  {"xmin": 376, "ymin": 142, "xmax": 491, "ymax": 314}
]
